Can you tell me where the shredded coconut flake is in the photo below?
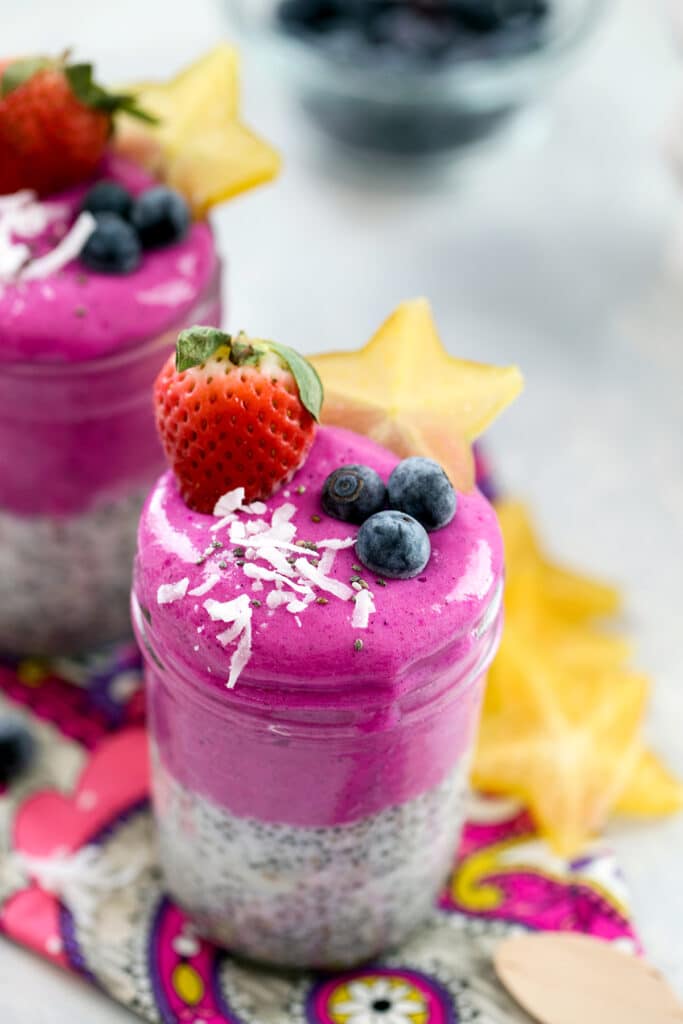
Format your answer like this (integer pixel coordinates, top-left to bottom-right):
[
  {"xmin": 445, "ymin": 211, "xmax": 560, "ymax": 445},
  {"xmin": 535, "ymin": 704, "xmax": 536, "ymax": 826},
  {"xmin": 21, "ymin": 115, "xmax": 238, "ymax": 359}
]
[
  {"xmin": 217, "ymin": 618, "xmax": 246, "ymax": 646},
  {"xmin": 272, "ymin": 503, "xmax": 297, "ymax": 526},
  {"xmin": 203, "ymin": 594, "xmax": 253, "ymax": 687},
  {"xmin": 228, "ymin": 622, "xmax": 252, "ymax": 689},
  {"xmin": 254, "ymin": 545, "xmax": 296, "ymax": 577},
  {"xmin": 245, "ymin": 501, "xmax": 267, "ymax": 515},
  {"xmin": 214, "ymin": 489, "xmax": 246, "ymax": 516},
  {"xmin": 157, "ymin": 578, "xmax": 190, "ymax": 605},
  {"xmin": 243, "ymin": 563, "xmax": 311, "ymax": 594},
  {"xmin": 20, "ymin": 211, "xmax": 96, "ymax": 281},
  {"xmin": 266, "ymin": 591, "xmax": 291, "ymax": 610},
  {"xmin": 210, "ymin": 514, "xmax": 237, "ymax": 533},
  {"xmin": 318, "ymin": 548, "xmax": 336, "ymax": 577},
  {"xmin": 352, "ymin": 588, "xmax": 375, "ymax": 629},
  {"xmin": 295, "ymin": 558, "xmax": 354, "ymax": 601},
  {"xmin": 245, "ymin": 520, "xmax": 269, "ymax": 535},
  {"xmin": 0, "ymin": 193, "xmax": 56, "ymax": 281},
  {"xmin": 316, "ymin": 537, "xmax": 357, "ymax": 551},
  {"xmin": 189, "ymin": 574, "xmax": 221, "ymax": 597},
  {"xmin": 204, "ymin": 594, "xmax": 250, "ymax": 623},
  {"xmin": 0, "ymin": 239, "xmax": 30, "ymax": 280},
  {"xmin": 246, "ymin": 533, "xmax": 304, "ymax": 555},
  {"xmin": 229, "ymin": 521, "xmax": 247, "ymax": 543},
  {"xmin": 0, "ymin": 190, "xmax": 36, "ymax": 213}
]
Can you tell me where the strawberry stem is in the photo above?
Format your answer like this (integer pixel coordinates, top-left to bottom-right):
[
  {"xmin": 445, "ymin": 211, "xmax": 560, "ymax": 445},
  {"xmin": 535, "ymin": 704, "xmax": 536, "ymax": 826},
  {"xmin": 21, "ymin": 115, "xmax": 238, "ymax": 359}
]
[
  {"xmin": 176, "ymin": 327, "xmax": 232, "ymax": 372},
  {"xmin": 65, "ymin": 63, "xmax": 157, "ymax": 123},
  {"xmin": 175, "ymin": 326, "xmax": 324, "ymax": 421},
  {"xmin": 0, "ymin": 54, "xmax": 156, "ymax": 122}
]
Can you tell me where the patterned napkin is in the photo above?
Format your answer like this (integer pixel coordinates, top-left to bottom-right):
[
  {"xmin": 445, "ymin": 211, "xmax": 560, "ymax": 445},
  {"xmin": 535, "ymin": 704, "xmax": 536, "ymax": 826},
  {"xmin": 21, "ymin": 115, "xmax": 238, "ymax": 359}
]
[{"xmin": 0, "ymin": 647, "xmax": 638, "ymax": 1024}]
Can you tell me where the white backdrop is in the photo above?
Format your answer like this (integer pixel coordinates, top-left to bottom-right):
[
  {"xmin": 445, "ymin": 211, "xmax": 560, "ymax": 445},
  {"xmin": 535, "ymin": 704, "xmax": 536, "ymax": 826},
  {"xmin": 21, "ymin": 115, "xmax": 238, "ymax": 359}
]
[{"xmin": 0, "ymin": 0, "xmax": 682, "ymax": 1018}]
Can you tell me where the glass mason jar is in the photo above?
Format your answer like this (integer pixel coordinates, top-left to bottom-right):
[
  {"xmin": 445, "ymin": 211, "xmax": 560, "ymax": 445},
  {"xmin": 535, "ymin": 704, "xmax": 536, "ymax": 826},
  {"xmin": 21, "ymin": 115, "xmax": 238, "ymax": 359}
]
[
  {"xmin": 0, "ymin": 269, "xmax": 221, "ymax": 656},
  {"xmin": 135, "ymin": 577, "xmax": 503, "ymax": 968}
]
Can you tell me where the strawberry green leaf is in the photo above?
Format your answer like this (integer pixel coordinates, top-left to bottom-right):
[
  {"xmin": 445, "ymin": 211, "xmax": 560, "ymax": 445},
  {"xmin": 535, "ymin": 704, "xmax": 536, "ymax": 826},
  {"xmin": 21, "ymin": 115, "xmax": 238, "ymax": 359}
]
[
  {"xmin": 266, "ymin": 340, "xmax": 324, "ymax": 422},
  {"xmin": 176, "ymin": 327, "xmax": 232, "ymax": 372},
  {"xmin": 175, "ymin": 327, "xmax": 323, "ymax": 421},
  {"xmin": 1, "ymin": 57, "xmax": 54, "ymax": 97},
  {"xmin": 65, "ymin": 64, "xmax": 157, "ymax": 123}
]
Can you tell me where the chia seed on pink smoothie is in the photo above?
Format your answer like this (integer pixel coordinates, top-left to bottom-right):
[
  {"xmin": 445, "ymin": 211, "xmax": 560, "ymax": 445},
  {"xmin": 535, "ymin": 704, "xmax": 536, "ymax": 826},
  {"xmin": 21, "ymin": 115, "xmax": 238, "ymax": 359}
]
[
  {"xmin": 0, "ymin": 151, "xmax": 222, "ymax": 653},
  {"xmin": 134, "ymin": 426, "xmax": 504, "ymax": 966}
]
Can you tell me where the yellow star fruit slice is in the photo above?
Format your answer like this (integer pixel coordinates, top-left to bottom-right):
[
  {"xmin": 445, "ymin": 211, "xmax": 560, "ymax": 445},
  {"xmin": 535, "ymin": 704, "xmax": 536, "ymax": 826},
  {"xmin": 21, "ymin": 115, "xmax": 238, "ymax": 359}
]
[
  {"xmin": 473, "ymin": 656, "xmax": 648, "ymax": 855},
  {"xmin": 617, "ymin": 750, "xmax": 683, "ymax": 816},
  {"xmin": 114, "ymin": 45, "xmax": 280, "ymax": 216},
  {"xmin": 310, "ymin": 299, "xmax": 523, "ymax": 492},
  {"xmin": 476, "ymin": 499, "xmax": 682, "ymax": 852},
  {"xmin": 496, "ymin": 500, "xmax": 621, "ymax": 621}
]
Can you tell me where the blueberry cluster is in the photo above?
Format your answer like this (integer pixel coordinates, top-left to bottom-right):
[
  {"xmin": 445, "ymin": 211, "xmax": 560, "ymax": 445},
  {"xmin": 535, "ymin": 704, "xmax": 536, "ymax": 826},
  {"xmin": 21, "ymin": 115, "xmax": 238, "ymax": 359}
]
[
  {"xmin": 0, "ymin": 718, "xmax": 34, "ymax": 786},
  {"xmin": 80, "ymin": 181, "xmax": 191, "ymax": 275},
  {"xmin": 278, "ymin": 0, "xmax": 550, "ymax": 66},
  {"xmin": 321, "ymin": 456, "xmax": 456, "ymax": 578}
]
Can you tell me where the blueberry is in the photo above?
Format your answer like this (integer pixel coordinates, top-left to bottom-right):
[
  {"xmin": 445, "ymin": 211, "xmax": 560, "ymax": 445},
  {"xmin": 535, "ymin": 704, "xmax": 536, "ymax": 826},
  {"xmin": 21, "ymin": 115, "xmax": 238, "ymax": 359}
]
[
  {"xmin": 452, "ymin": 0, "xmax": 547, "ymax": 33},
  {"xmin": 388, "ymin": 456, "xmax": 456, "ymax": 531},
  {"xmin": 356, "ymin": 510, "xmax": 430, "ymax": 579},
  {"xmin": 322, "ymin": 464, "xmax": 387, "ymax": 524},
  {"xmin": 364, "ymin": 6, "xmax": 457, "ymax": 60},
  {"xmin": 131, "ymin": 186, "xmax": 191, "ymax": 250},
  {"xmin": 0, "ymin": 719, "xmax": 34, "ymax": 786},
  {"xmin": 80, "ymin": 213, "xmax": 142, "ymax": 274},
  {"xmin": 278, "ymin": 0, "xmax": 348, "ymax": 33},
  {"xmin": 81, "ymin": 180, "xmax": 134, "ymax": 220}
]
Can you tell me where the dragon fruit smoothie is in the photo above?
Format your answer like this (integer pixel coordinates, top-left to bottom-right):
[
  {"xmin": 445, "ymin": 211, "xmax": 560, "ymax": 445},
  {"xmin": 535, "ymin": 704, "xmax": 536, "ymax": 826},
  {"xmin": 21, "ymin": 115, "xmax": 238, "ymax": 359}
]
[
  {"xmin": 0, "ymin": 153, "xmax": 221, "ymax": 654},
  {"xmin": 134, "ymin": 426, "xmax": 504, "ymax": 967}
]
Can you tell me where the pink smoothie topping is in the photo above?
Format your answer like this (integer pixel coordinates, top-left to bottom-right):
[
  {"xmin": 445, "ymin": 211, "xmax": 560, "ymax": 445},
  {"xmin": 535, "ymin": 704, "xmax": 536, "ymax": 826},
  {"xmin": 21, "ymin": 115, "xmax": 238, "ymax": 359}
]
[
  {"xmin": 0, "ymin": 152, "xmax": 218, "ymax": 363},
  {"xmin": 135, "ymin": 426, "xmax": 504, "ymax": 826}
]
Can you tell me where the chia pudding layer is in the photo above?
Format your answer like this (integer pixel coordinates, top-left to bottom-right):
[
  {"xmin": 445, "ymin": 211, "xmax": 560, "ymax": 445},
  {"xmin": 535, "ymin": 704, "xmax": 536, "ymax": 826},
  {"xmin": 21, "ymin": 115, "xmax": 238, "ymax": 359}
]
[
  {"xmin": 152, "ymin": 742, "xmax": 470, "ymax": 966},
  {"xmin": 0, "ymin": 486, "xmax": 149, "ymax": 654},
  {"xmin": 0, "ymin": 152, "xmax": 222, "ymax": 654},
  {"xmin": 134, "ymin": 426, "xmax": 504, "ymax": 966}
]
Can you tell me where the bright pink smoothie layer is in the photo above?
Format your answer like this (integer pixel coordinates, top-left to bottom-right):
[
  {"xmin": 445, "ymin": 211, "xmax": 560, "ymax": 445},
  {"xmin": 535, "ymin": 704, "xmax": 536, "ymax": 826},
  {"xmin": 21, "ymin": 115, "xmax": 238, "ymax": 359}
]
[
  {"xmin": 0, "ymin": 151, "xmax": 218, "ymax": 364},
  {"xmin": 0, "ymin": 152, "xmax": 221, "ymax": 516},
  {"xmin": 135, "ymin": 427, "xmax": 503, "ymax": 826}
]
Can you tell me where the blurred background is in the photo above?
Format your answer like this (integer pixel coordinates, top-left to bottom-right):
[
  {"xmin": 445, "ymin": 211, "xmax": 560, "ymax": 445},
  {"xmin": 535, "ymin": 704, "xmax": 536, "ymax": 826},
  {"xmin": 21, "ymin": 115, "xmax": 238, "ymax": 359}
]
[{"xmin": 1, "ymin": 0, "xmax": 683, "ymax": 1017}]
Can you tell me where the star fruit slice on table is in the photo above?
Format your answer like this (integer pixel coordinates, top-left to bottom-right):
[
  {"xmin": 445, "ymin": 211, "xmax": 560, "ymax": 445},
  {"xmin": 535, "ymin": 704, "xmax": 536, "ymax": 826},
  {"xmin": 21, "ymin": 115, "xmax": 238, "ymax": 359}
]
[
  {"xmin": 309, "ymin": 298, "xmax": 523, "ymax": 492},
  {"xmin": 113, "ymin": 45, "xmax": 280, "ymax": 216},
  {"xmin": 475, "ymin": 500, "xmax": 683, "ymax": 854}
]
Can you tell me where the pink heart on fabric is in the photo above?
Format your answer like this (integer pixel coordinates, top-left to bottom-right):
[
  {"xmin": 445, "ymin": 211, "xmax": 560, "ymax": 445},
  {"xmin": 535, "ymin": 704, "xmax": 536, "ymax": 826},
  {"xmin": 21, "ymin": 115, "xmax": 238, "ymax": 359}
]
[
  {"xmin": 13, "ymin": 728, "xmax": 149, "ymax": 858},
  {"xmin": 1, "ymin": 886, "xmax": 68, "ymax": 967}
]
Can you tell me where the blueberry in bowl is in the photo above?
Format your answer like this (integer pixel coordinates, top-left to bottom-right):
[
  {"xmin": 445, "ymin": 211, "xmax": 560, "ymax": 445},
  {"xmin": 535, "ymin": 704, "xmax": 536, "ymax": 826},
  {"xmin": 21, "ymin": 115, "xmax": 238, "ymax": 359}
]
[{"xmin": 226, "ymin": 0, "xmax": 608, "ymax": 158}]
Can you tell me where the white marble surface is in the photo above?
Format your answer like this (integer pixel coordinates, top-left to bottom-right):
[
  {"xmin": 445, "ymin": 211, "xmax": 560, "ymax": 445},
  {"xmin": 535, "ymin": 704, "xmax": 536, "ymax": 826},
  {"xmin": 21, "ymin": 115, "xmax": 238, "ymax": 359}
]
[{"xmin": 1, "ymin": 0, "xmax": 683, "ymax": 1018}]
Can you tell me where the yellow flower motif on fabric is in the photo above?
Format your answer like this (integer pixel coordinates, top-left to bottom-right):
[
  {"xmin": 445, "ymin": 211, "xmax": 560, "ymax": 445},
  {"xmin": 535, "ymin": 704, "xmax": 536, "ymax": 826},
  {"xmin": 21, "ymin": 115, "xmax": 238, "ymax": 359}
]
[
  {"xmin": 327, "ymin": 976, "xmax": 429, "ymax": 1024},
  {"xmin": 16, "ymin": 659, "xmax": 48, "ymax": 687}
]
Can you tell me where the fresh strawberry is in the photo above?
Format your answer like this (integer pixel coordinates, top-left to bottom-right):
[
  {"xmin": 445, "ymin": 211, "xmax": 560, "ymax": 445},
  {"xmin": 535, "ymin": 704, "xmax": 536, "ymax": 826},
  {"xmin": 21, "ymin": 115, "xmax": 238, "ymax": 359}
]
[
  {"xmin": 0, "ymin": 55, "xmax": 152, "ymax": 196},
  {"xmin": 155, "ymin": 327, "xmax": 323, "ymax": 513}
]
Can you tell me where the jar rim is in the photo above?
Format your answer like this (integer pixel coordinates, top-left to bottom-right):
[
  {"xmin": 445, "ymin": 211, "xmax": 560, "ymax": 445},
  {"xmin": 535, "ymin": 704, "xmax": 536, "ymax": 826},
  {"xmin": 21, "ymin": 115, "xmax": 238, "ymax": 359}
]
[
  {"xmin": 135, "ymin": 579, "xmax": 503, "ymax": 732},
  {"xmin": 0, "ymin": 264, "xmax": 221, "ymax": 377}
]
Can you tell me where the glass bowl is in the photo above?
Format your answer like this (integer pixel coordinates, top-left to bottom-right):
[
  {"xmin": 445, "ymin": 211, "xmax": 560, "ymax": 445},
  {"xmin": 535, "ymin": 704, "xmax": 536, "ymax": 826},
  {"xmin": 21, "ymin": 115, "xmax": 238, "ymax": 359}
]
[{"xmin": 225, "ymin": 0, "xmax": 608, "ymax": 160}]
